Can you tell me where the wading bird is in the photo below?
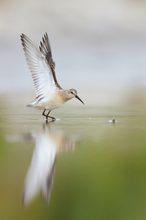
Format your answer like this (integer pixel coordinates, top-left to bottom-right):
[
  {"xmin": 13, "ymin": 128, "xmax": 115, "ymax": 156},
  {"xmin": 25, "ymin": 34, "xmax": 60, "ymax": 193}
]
[{"xmin": 20, "ymin": 33, "xmax": 84, "ymax": 122}]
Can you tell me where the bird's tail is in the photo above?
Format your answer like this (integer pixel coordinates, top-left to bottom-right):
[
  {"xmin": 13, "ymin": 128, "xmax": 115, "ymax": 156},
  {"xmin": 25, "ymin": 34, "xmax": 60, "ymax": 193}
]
[
  {"xmin": 26, "ymin": 104, "xmax": 33, "ymax": 107},
  {"xmin": 27, "ymin": 100, "xmax": 37, "ymax": 107}
]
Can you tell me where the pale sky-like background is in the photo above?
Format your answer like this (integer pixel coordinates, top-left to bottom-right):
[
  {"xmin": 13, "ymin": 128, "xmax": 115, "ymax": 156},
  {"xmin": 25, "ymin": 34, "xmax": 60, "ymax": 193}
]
[{"xmin": 0, "ymin": 0, "xmax": 146, "ymax": 105}]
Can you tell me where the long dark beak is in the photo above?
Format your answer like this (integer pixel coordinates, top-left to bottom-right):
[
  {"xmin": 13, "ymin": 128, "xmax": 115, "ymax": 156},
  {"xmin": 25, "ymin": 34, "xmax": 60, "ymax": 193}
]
[{"xmin": 75, "ymin": 95, "xmax": 84, "ymax": 104}]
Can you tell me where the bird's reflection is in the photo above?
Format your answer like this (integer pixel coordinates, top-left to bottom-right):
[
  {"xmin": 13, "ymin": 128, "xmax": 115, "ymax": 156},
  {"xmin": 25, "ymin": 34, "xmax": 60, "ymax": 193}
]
[{"xmin": 23, "ymin": 123, "xmax": 77, "ymax": 205}]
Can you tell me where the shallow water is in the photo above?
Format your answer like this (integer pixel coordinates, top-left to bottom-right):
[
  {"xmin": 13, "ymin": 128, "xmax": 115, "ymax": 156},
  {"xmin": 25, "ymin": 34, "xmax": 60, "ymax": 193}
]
[{"xmin": 0, "ymin": 98, "xmax": 146, "ymax": 220}]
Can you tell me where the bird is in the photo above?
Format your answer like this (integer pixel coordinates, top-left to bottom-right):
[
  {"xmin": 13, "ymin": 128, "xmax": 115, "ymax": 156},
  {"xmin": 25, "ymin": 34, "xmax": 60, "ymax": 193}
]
[{"xmin": 20, "ymin": 33, "xmax": 84, "ymax": 122}]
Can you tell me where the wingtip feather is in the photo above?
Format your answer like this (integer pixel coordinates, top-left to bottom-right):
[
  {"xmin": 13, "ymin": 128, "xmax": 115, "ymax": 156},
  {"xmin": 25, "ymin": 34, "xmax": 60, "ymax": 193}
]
[{"xmin": 20, "ymin": 33, "xmax": 27, "ymax": 48}]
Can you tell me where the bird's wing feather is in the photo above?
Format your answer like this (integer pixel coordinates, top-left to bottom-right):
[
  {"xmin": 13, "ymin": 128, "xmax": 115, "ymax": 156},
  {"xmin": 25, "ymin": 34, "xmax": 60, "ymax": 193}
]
[
  {"xmin": 21, "ymin": 33, "xmax": 56, "ymax": 102},
  {"xmin": 39, "ymin": 33, "xmax": 62, "ymax": 89}
]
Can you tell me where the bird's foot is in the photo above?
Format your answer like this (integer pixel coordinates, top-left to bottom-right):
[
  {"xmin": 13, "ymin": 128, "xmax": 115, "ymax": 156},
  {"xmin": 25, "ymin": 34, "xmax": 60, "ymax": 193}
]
[
  {"xmin": 51, "ymin": 117, "xmax": 56, "ymax": 121},
  {"xmin": 45, "ymin": 116, "xmax": 56, "ymax": 124}
]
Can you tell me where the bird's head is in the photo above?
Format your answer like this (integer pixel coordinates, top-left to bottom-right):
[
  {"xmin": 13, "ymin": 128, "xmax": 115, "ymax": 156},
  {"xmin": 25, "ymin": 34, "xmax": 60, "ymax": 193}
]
[{"xmin": 67, "ymin": 88, "xmax": 84, "ymax": 104}]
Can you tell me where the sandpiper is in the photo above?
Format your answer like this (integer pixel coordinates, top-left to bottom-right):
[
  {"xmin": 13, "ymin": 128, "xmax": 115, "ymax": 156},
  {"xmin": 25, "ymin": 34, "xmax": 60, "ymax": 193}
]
[{"xmin": 20, "ymin": 33, "xmax": 84, "ymax": 122}]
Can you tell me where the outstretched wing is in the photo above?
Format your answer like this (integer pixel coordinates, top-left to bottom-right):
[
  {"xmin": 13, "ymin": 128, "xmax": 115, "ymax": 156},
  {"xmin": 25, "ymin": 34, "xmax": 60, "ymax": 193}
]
[
  {"xmin": 20, "ymin": 33, "xmax": 57, "ymax": 102},
  {"xmin": 39, "ymin": 33, "xmax": 62, "ymax": 89}
]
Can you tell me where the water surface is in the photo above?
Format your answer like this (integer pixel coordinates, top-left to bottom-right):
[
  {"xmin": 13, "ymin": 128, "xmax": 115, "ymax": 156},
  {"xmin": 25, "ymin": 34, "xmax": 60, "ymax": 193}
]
[{"xmin": 0, "ymin": 98, "xmax": 146, "ymax": 220}]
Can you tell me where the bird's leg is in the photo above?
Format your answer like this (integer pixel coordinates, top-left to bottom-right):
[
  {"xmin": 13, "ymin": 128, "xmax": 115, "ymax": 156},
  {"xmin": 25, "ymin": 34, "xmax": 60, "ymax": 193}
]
[
  {"xmin": 46, "ymin": 110, "xmax": 56, "ymax": 122},
  {"xmin": 42, "ymin": 109, "xmax": 56, "ymax": 123},
  {"xmin": 42, "ymin": 109, "xmax": 47, "ymax": 117},
  {"xmin": 42, "ymin": 109, "xmax": 48, "ymax": 123}
]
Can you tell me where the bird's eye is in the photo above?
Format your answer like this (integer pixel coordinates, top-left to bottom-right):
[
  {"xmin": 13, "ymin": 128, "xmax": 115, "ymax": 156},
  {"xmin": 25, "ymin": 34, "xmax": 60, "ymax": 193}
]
[{"xmin": 71, "ymin": 91, "xmax": 73, "ymax": 94}]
